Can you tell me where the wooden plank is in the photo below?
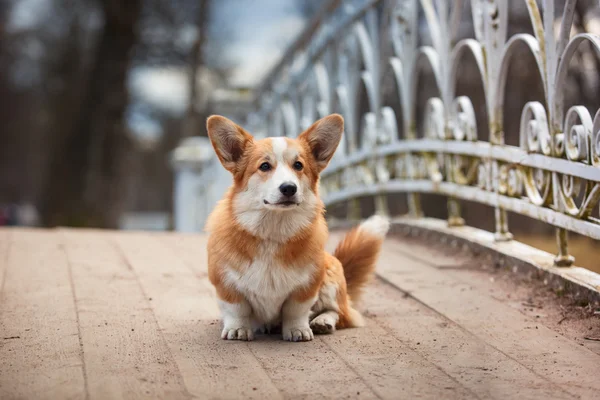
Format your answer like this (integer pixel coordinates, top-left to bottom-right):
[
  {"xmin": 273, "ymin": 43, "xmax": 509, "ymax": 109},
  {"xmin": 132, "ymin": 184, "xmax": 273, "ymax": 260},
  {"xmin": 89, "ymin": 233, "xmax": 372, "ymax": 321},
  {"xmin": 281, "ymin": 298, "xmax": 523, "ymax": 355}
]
[
  {"xmin": 157, "ymin": 233, "xmax": 208, "ymax": 278},
  {"xmin": 247, "ymin": 336, "xmax": 378, "ymax": 399},
  {"xmin": 376, "ymin": 240, "xmax": 600, "ymax": 399},
  {"xmin": 383, "ymin": 237, "xmax": 468, "ymax": 268},
  {"xmin": 363, "ymin": 280, "xmax": 573, "ymax": 400},
  {"xmin": 61, "ymin": 229, "xmax": 189, "ymax": 400},
  {"xmin": 0, "ymin": 229, "xmax": 86, "ymax": 400},
  {"xmin": 317, "ymin": 317, "xmax": 478, "ymax": 399},
  {"xmin": 114, "ymin": 232, "xmax": 283, "ymax": 399},
  {"xmin": 158, "ymin": 233, "xmax": 382, "ymax": 399}
]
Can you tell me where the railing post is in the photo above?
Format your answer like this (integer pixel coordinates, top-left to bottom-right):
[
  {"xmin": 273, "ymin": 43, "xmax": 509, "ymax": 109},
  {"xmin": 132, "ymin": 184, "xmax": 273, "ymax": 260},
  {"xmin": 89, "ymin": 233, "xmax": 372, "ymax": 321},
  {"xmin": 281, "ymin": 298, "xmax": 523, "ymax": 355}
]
[
  {"xmin": 347, "ymin": 198, "xmax": 361, "ymax": 221},
  {"xmin": 554, "ymin": 228, "xmax": 575, "ymax": 267},
  {"xmin": 491, "ymin": 128, "xmax": 513, "ymax": 242},
  {"xmin": 406, "ymin": 136, "xmax": 422, "ymax": 218},
  {"xmin": 408, "ymin": 192, "xmax": 423, "ymax": 218},
  {"xmin": 447, "ymin": 197, "xmax": 465, "ymax": 227},
  {"xmin": 374, "ymin": 193, "xmax": 389, "ymax": 217},
  {"xmin": 493, "ymin": 207, "xmax": 513, "ymax": 242}
]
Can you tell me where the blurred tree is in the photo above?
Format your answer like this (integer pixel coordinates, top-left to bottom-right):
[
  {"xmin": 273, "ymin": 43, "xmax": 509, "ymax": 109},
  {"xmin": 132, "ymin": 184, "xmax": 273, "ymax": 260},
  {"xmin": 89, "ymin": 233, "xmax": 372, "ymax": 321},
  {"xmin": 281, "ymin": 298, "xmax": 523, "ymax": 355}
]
[
  {"xmin": 39, "ymin": 0, "xmax": 218, "ymax": 228},
  {"xmin": 41, "ymin": 0, "xmax": 142, "ymax": 228},
  {"xmin": 0, "ymin": 0, "xmax": 98, "ymax": 210},
  {"xmin": 182, "ymin": 0, "xmax": 210, "ymax": 138}
]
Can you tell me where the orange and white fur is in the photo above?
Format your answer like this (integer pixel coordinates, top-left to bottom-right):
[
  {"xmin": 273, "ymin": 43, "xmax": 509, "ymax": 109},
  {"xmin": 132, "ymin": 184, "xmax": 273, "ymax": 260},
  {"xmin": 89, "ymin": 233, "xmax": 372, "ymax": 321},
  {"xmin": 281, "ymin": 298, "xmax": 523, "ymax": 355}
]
[{"xmin": 205, "ymin": 113, "xmax": 389, "ymax": 342}]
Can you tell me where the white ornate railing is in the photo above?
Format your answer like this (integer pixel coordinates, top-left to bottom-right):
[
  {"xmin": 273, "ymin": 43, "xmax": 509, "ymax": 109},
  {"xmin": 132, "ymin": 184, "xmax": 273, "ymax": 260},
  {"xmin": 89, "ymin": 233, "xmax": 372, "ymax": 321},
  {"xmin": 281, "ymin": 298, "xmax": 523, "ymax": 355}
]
[{"xmin": 173, "ymin": 0, "xmax": 600, "ymax": 266}]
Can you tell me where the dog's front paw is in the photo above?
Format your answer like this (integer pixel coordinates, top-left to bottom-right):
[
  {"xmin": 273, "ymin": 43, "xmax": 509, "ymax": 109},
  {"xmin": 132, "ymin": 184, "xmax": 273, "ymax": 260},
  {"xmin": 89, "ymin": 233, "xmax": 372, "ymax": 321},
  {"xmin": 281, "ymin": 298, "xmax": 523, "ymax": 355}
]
[
  {"xmin": 310, "ymin": 313, "xmax": 336, "ymax": 335},
  {"xmin": 282, "ymin": 324, "xmax": 314, "ymax": 342},
  {"xmin": 221, "ymin": 326, "xmax": 254, "ymax": 341}
]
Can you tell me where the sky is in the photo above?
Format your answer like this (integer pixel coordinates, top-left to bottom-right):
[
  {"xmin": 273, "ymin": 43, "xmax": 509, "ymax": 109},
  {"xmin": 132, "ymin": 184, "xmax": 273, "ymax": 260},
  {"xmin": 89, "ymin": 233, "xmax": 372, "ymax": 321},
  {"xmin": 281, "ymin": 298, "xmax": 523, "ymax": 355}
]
[{"xmin": 211, "ymin": 0, "xmax": 307, "ymax": 87}]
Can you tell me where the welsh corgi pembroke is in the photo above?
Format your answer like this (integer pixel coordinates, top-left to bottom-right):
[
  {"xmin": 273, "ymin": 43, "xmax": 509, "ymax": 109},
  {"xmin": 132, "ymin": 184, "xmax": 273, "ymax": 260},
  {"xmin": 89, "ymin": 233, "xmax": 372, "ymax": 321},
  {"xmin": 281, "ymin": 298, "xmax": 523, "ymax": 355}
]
[{"xmin": 205, "ymin": 113, "xmax": 389, "ymax": 342}]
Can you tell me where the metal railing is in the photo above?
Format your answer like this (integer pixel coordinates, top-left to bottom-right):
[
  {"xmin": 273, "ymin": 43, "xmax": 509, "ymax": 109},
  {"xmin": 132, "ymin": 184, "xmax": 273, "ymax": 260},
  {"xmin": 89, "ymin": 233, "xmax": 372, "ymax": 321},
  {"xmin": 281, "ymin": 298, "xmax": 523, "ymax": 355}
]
[{"xmin": 173, "ymin": 0, "xmax": 600, "ymax": 266}]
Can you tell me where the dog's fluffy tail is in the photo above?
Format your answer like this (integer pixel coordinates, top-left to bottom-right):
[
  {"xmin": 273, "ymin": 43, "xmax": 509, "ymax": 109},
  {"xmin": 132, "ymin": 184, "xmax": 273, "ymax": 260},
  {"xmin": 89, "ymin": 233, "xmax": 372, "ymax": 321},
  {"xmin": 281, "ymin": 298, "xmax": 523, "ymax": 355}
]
[{"xmin": 333, "ymin": 215, "xmax": 390, "ymax": 303}]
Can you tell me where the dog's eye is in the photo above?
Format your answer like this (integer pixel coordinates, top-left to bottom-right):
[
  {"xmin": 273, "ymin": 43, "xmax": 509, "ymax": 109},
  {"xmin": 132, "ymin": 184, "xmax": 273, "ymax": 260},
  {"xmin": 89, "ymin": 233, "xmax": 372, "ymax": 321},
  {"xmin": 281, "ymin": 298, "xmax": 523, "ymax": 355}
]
[
  {"xmin": 293, "ymin": 161, "xmax": 303, "ymax": 171},
  {"xmin": 259, "ymin": 162, "xmax": 271, "ymax": 172}
]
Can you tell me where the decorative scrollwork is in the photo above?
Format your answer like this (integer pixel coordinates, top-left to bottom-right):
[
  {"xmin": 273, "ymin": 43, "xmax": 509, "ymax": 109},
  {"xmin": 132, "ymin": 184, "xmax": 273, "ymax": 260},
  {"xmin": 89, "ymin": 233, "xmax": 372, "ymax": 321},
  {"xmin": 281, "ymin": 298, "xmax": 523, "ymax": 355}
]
[
  {"xmin": 320, "ymin": 172, "xmax": 339, "ymax": 199},
  {"xmin": 357, "ymin": 163, "xmax": 375, "ymax": 185},
  {"xmin": 523, "ymin": 167, "xmax": 552, "ymax": 207},
  {"xmin": 562, "ymin": 174, "xmax": 581, "ymax": 199},
  {"xmin": 519, "ymin": 102, "xmax": 551, "ymax": 155},
  {"xmin": 557, "ymin": 174, "xmax": 589, "ymax": 217},
  {"xmin": 424, "ymin": 154, "xmax": 443, "ymax": 185},
  {"xmin": 394, "ymin": 155, "xmax": 407, "ymax": 179},
  {"xmin": 594, "ymin": 127, "xmax": 600, "ymax": 167},
  {"xmin": 424, "ymin": 98, "xmax": 447, "ymax": 139},
  {"xmin": 507, "ymin": 168, "xmax": 523, "ymax": 198},
  {"xmin": 591, "ymin": 109, "xmax": 600, "ymax": 167},
  {"xmin": 564, "ymin": 106, "xmax": 593, "ymax": 162},
  {"xmin": 409, "ymin": 154, "xmax": 429, "ymax": 180},
  {"xmin": 498, "ymin": 164, "xmax": 523, "ymax": 198},
  {"xmin": 361, "ymin": 112, "xmax": 378, "ymax": 149},
  {"xmin": 341, "ymin": 167, "xmax": 355, "ymax": 189},
  {"xmin": 554, "ymin": 133, "xmax": 566, "ymax": 158},
  {"xmin": 477, "ymin": 162, "xmax": 488, "ymax": 190},
  {"xmin": 374, "ymin": 157, "xmax": 391, "ymax": 183},
  {"xmin": 576, "ymin": 183, "xmax": 600, "ymax": 220},
  {"xmin": 380, "ymin": 106, "xmax": 399, "ymax": 143},
  {"xmin": 449, "ymin": 155, "xmax": 478, "ymax": 186},
  {"xmin": 451, "ymin": 96, "xmax": 477, "ymax": 141}
]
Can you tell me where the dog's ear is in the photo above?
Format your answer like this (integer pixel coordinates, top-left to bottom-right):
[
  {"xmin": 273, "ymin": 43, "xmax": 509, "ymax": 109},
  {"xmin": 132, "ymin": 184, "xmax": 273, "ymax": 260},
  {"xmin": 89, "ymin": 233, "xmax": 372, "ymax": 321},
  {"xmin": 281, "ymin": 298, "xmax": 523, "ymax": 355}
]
[
  {"xmin": 299, "ymin": 114, "xmax": 344, "ymax": 171},
  {"xmin": 207, "ymin": 115, "xmax": 253, "ymax": 173}
]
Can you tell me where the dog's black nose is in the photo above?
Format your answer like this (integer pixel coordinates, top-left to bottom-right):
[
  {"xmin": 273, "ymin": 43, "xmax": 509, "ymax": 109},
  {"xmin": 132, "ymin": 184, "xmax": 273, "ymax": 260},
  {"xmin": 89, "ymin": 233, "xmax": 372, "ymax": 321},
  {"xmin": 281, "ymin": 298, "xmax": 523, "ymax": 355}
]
[{"xmin": 279, "ymin": 182, "xmax": 297, "ymax": 197}]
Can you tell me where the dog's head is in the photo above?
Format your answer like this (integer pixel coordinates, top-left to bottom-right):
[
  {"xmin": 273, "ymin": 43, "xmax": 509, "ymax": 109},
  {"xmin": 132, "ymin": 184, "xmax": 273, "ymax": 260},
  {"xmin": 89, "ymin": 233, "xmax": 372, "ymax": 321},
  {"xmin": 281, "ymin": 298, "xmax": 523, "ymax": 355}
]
[{"xmin": 206, "ymin": 114, "xmax": 343, "ymax": 237}]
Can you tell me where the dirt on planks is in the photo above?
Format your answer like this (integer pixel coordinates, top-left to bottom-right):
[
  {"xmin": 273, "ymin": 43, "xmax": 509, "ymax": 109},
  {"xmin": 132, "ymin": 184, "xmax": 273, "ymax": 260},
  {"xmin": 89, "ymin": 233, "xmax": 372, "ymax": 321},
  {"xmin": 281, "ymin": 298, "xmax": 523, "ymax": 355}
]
[{"xmin": 395, "ymin": 235, "xmax": 600, "ymax": 356}]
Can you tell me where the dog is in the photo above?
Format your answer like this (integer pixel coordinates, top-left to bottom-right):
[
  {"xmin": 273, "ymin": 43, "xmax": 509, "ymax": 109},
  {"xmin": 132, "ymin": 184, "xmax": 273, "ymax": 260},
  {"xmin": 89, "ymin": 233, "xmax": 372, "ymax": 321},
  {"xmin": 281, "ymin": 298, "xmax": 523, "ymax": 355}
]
[{"xmin": 205, "ymin": 113, "xmax": 389, "ymax": 342}]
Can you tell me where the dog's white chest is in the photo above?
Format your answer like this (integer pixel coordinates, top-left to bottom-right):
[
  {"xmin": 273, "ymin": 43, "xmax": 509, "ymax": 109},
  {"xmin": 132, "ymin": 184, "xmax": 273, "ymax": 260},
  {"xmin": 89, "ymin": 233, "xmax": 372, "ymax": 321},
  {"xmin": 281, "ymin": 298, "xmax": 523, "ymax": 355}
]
[{"xmin": 224, "ymin": 244, "xmax": 312, "ymax": 323}]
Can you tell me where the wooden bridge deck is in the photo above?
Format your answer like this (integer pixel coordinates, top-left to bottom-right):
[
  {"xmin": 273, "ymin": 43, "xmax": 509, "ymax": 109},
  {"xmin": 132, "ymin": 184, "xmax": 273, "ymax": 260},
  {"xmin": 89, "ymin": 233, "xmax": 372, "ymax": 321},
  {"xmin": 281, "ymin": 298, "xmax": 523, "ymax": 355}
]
[{"xmin": 1, "ymin": 228, "xmax": 599, "ymax": 400}]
